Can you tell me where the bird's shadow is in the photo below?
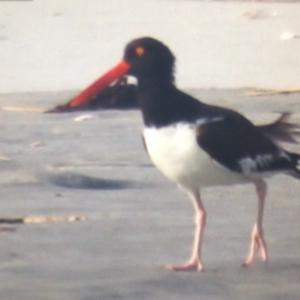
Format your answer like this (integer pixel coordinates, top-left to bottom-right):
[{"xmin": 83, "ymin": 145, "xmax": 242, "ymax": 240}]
[{"xmin": 44, "ymin": 171, "xmax": 135, "ymax": 190}]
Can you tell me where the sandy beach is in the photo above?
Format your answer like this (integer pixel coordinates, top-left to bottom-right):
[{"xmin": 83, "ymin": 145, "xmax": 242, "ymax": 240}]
[
  {"xmin": 1, "ymin": 0, "xmax": 300, "ymax": 93},
  {"xmin": 1, "ymin": 0, "xmax": 300, "ymax": 299},
  {"xmin": 0, "ymin": 89, "xmax": 299, "ymax": 299}
]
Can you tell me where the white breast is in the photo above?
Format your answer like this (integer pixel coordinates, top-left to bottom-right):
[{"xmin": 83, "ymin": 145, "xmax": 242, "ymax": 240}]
[{"xmin": 143, "ymin": 123, "xmax": 245, "ymax": 191}]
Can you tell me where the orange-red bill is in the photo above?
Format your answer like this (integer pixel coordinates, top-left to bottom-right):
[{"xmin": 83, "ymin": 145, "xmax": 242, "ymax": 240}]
[{"xmin": 69, "ymin": 60, "xmax": 130, "ymax": 108}]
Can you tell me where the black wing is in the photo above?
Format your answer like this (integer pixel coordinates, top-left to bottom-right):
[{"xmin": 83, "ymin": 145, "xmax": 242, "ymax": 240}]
[{"xmin": 196, "ymin": 110, "xmax": 293, "ymax": 175}]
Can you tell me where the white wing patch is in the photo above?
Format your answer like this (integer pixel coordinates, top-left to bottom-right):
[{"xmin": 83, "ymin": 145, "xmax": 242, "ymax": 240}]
[
  {"xmin": 238, "ymin": 157, "xmax": 257, "ymax": 175},
  {"xmin": 238, "ymin": 154, "xmax": 275, "ymax": 175},
  {"xmin": 239, "ymin": 151, "xmax": 292, "ymax": 175},
  {"xmin": 297, "ymin": 160, "xmax": 300, "ymax": 171},
  {"xmin": 195, "ymin": 117, "xmax": 224, "ymax": 126}
]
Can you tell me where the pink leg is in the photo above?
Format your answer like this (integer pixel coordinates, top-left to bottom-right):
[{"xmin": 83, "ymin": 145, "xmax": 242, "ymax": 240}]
[
  {"xmin": 165, "ymin": 190, "xmax": 206, "ymax": 272},
  {"xmin": 243, "ymin": 180, "xmax": 269, "ymax": 267}
]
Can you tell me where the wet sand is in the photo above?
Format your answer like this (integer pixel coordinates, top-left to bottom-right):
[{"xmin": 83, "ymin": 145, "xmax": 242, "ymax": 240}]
[{"xmin": 0, "ymin": 89, "xmax": 300, "ymax": 299}]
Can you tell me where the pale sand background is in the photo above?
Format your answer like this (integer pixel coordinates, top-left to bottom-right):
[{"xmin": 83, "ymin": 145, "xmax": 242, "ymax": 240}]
[{"xmin": 0, "ymin": 0, "xmax": 300, "ymax": 92}]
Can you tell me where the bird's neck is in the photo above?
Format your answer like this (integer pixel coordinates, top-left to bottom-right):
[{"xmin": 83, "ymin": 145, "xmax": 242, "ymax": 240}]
[
  {"xmin": 138, "ymin": 75, "xmax": 174, "ymax": 90},
  {"xmin": 137, "ymin": 79, "xmax": 201, "ymax": 128}
]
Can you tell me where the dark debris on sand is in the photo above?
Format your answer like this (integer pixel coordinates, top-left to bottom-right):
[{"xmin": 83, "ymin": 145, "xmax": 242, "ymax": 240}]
[{"xmin": 46, "ymin": 77, "xmax": 138, "ymax": 113}]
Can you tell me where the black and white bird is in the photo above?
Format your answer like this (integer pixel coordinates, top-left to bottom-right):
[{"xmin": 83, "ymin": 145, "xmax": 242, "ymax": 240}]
[{"xmin": 74, "ymin": 37, "xmax": 300, "ymax": 271}]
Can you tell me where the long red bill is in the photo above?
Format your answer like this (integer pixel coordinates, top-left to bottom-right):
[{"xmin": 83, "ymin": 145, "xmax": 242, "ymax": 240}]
[{"xmin": 69, "ymin": 60, "xmax": 130, "ymax": 108}]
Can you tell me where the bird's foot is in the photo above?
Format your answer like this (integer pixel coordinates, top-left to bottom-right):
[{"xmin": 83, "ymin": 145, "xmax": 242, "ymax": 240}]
[
  {"xmin": 164, "ymin": 259, "xmax": 204, "ymax": 272},
  {"xmin": 242, "ymin": 226, "xmax": 268, "ymax": 267}
]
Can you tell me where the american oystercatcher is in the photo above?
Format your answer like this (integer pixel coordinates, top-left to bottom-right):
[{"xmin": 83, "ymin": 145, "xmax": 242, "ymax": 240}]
[{"xmin": 74, "ymin": 37, "xmax": 300, "ymax": 271}]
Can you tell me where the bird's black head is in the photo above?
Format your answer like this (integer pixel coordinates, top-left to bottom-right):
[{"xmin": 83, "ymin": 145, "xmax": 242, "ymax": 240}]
[
  {"xmin": 68, "ymin": 37, "xmax": 176, "ymax": 108},
  {"xmin": 123, "ymin": 37, "xmax": 175, "ymax": 83}
]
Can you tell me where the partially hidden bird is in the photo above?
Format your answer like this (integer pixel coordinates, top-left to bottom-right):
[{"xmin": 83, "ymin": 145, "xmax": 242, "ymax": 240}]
[{"xmin": 72, "ymin": 37, "xmax": 300, "ymax": 271}]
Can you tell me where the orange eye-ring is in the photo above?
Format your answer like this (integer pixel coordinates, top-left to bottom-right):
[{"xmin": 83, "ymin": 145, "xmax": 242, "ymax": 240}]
[{"xmin": 136, "ymin": 46, "xmax": 145, "ymax": 57}]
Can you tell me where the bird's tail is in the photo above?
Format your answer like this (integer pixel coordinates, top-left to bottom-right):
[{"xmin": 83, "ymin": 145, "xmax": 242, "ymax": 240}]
[
  {"xmin": 288, "ymin": 152, "xmax": 300, "ymax": 179},
  {"xmin": 258, "ymin": 112, "xmax": 300, "ymax": 144}
]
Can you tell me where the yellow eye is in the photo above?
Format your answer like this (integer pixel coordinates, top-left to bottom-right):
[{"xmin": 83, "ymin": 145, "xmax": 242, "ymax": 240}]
[{"xmin": 136, "ymin": 46, "xmax": 145, "ymax": 57}]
